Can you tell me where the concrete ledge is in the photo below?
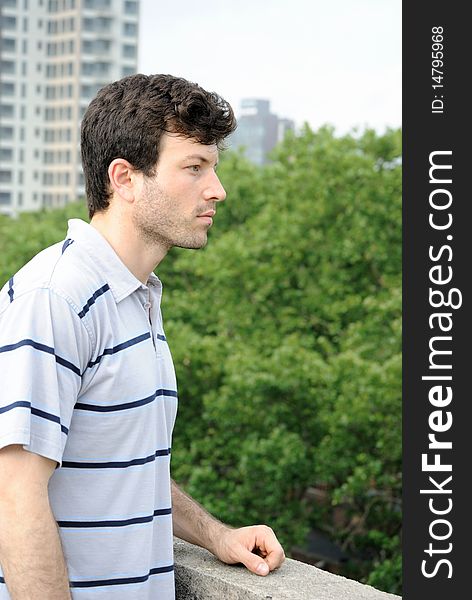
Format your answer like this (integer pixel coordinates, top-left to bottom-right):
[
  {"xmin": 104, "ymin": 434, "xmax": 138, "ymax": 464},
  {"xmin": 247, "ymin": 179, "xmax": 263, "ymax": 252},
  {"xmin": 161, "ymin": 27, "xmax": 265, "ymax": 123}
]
[{"xmin": 174, "ymin": 539, "xmax": 401, "ymax": 600}]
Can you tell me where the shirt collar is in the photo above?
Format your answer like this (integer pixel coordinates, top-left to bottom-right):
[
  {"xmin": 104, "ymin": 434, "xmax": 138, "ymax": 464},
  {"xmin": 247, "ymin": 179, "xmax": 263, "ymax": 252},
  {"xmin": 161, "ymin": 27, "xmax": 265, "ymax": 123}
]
[{"xmin": 66, "ymin": 219, "xmax": 162, "ymax": 303}]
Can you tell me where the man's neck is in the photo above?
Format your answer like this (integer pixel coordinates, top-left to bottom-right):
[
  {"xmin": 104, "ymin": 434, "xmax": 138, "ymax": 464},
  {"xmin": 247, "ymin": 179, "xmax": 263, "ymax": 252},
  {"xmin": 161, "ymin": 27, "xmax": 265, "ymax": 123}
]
[{"xmin": 90, "ymin": 212, "xmax": 169, "ymax": 285}]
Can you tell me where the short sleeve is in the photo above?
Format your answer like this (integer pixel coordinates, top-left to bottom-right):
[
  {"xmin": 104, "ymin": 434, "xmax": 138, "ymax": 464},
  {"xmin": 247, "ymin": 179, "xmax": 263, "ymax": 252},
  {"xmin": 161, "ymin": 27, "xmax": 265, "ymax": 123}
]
[{"xmin": 0, "ymin": 287, "xmax": 91, "ymax": 465}]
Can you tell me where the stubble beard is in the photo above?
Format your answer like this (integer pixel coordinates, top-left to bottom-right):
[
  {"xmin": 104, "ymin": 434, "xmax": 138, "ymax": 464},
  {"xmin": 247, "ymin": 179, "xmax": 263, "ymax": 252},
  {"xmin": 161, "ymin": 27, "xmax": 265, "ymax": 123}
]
[{"xmin": 133, "ymin": 181, "xmax": 208, "ymax": 251}]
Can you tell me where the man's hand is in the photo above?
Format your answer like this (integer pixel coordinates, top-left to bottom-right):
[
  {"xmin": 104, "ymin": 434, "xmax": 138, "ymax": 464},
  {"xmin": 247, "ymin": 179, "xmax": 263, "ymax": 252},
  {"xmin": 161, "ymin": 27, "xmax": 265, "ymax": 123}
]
[
  {"xmin": 214, "ymin": 525, "xmax": 285, "ymax": 576},
  {"xmin": 171, "ymin": 481, "xmax": 285, "ymax": 576}
]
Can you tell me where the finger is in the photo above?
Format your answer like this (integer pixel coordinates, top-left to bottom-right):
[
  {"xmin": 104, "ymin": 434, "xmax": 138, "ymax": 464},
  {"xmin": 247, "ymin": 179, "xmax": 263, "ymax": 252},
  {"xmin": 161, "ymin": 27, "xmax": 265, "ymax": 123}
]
[
  {"xmin": 237, "ymin": 547, "xmax": 270, "ymax": 576},
  {"xmin": 254, "ymin": 527, "xmax": 285, "ymax": 571},
  {"xmin": 265, "ymin": 544, "xmax": 285, "ymax": 571}
]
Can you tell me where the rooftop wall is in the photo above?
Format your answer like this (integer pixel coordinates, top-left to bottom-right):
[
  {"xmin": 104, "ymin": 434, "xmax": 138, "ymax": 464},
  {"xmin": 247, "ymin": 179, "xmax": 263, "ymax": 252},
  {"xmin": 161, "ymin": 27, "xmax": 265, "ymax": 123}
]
[{"xmin": 174, "ymin": 539, "xmax": 402, "ymax": 600}]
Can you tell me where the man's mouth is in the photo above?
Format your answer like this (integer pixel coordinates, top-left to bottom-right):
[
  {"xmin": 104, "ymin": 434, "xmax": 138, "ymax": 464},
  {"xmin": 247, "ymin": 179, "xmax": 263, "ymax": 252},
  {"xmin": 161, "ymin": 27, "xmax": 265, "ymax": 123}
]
[{"xmin": 197, "ymin": 209, "xmax": 215, "ymax": 226}]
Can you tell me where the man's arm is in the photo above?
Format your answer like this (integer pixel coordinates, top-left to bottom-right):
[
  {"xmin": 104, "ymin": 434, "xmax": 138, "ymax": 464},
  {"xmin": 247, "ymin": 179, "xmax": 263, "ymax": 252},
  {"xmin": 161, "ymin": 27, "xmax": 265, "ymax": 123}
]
[
  {"xmin": 0, "ymin": 445, "xmax": 71, "ymax": 600},
  {"xmin": 171, "ymin": 480, "xmax": 285, "ymax": 576}
]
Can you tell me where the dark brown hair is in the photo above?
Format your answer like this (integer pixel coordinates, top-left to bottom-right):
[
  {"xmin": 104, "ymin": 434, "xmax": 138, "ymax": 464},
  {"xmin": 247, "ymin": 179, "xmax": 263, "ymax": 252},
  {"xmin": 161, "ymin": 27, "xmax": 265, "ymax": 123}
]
[{"xmin": 80, "ymin": 74, "xmax": 236, "ymax": 217}]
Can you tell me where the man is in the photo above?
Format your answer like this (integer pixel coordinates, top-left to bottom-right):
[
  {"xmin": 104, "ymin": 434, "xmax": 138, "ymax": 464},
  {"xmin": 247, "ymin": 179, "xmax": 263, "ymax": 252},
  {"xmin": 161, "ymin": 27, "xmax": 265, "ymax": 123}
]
[{"xmin": 0, "ymin": 74, "xmax": 284, "ymax": 599}]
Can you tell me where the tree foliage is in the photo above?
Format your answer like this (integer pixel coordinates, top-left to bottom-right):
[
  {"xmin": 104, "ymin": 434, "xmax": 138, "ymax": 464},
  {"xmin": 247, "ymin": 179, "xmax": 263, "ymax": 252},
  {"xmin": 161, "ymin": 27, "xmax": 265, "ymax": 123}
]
[{"xmin": 0, "ymin": 125, "xmax": 401, "ymax": 593}]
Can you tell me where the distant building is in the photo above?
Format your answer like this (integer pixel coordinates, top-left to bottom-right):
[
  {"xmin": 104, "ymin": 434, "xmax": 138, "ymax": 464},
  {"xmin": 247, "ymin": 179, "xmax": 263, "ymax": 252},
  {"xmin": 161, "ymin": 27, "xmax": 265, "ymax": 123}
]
[
  {"xmin": 228, "ymin": 99, "xmax": 294, "ymax": 165},
  {"xmin": 0, "ymin": 0, "xmax": 139, "ymax": 216}
]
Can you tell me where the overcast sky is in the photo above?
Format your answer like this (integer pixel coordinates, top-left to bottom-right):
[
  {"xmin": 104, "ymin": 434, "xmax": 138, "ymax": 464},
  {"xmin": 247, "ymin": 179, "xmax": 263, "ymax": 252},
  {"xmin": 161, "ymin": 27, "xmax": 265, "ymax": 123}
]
[{"xmin": 138, "ymin": 0, "xmax": 401, "ymax": 134}]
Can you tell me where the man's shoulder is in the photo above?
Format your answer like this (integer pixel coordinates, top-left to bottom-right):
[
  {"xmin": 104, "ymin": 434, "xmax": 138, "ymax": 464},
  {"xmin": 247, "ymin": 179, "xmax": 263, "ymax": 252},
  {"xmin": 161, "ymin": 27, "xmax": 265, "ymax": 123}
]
[{"xmin": 1, "ymin": 238, "xmax": 110, "ymax": 318}]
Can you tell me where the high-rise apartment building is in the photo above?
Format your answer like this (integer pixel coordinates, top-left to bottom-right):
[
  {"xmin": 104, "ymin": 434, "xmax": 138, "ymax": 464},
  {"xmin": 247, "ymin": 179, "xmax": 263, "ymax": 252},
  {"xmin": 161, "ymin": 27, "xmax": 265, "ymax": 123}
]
[
  {"xmin": 0, "ymin": 0, "xmax": 139, "ymax": 216},
  {"xmin": 228, "ymin": 99, "xmax": 295, "ymax": 166}
]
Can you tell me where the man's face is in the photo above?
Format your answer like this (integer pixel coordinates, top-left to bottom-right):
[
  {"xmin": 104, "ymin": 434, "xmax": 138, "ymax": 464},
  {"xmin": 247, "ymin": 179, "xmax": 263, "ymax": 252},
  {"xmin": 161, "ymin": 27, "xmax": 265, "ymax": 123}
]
[{"xmin": 132, "ymin": 133, "xmax": 227, "ymax": 250}]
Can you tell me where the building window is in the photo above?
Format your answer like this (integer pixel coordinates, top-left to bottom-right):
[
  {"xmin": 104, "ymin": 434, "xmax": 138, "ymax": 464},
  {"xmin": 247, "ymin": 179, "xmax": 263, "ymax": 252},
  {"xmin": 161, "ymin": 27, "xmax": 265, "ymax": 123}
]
[
  {"xmin": 82, "ymin": 17, "xmax": 94, "ymax": 31},
  {"xmin": 81, "ymin": 62, "xmax": 94, "ymax": 76},
  {"xmin": 122, "ymin": 66, "xmax": 135, "ymax": 77},
  {"xmin": 122, "ymin": 44, "xmax": 136, "ymax": 59},
  {"xmin": 0, "ymin": 171, "xmax": 13, "ymax": 184},
  {"xmin": 124, "ymin": 1, "xmax": 138, "ymax": 15},
  {"xmin": 23, "ymin": 17, "xmax": 28, "ymax": 32},
  {"xmin": 0, "ymin": 60, "xmax": 15, "ymax": 74},
  {"xmin": 82, "ymin": 40, "xmax": 93, "ymax": 54},
  {"xmin": 1, "ymin": 38, "xmax": 16, "ymax": 53},
  {"xmin": 0, "ymin": 82, "xmax": 15, "ymax": 96},
  {"xmin": 0, "ymin": 105, "xmax": 15, "ymax": 118},
  {"xmin": 95, "ymin": 39, "xmax": 111, "ymax": 53},
  {"xmin": 123, "ymin": 22, "xmax": 137, "ymax": 36},
  {"xmin": 1, "ymin": 15, "xmax": 17, "ymax": 30},
  {"xmin": 84, "ymin": 0, "xmax": 110, "ymax": 8},
  {"xmin": 0, "ymin": 126, "xmax": 14, "ymax": 139},
  {"xmin": 96, "ymin": 16, "xmax": 112, "ymax": 31},
  {"xmin": 0, "ymin": 192, "xmax": 12, "ymax": 206},
  {"xmin": 0, "ymin": 149, "xmax": 14, "ymax": 161},
  {"xmin": 81, "ymin": 84, "xmax": 93, "ymax": 98},
  {"xmin": 22, "ymin": 39, "xmax": 27, "ymax": 53},
  {"xmin": 18, "ymin": 171, "xmax": 24, "ymax": 184},
  {"xmin": 22, "ymin": 62, "xmax": 27, "ymax": 76}
]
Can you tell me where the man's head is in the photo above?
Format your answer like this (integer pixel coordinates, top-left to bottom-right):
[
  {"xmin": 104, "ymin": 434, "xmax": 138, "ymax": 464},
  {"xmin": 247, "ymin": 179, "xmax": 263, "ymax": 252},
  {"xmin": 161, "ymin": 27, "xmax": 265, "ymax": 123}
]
[{"xmin": 80, "ymin": 74, "xmax": 236, "ymax": 220}]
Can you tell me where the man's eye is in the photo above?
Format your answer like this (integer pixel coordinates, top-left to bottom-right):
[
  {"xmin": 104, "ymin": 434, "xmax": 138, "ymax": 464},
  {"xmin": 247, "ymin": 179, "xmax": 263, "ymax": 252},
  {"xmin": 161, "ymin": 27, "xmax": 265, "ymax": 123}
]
[{"xmin": 188, "ymin": 165, "xmax": 200, "ymax": 173}]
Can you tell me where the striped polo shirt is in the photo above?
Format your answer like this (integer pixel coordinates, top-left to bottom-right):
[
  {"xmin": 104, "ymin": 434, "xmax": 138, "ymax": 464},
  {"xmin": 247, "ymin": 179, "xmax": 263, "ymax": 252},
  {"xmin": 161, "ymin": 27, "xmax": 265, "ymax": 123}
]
[{"xmin": 0, "ymin": 219, "xmax": 178, "ymax": 599}]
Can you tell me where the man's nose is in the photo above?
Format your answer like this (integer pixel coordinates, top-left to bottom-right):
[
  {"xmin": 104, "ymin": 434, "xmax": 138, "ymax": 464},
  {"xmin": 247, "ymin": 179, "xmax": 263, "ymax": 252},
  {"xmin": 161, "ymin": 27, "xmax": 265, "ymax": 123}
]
[{"xmin": 203, "ymin": 171, "xmax": 226, "ymax": 203}]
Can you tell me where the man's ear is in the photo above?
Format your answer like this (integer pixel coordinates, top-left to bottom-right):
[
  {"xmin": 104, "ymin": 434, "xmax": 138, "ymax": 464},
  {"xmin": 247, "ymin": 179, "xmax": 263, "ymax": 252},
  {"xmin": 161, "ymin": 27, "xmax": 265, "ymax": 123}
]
[{"xmin": 108, "ymin": 158, "xmax": 140, "ymax": 204}]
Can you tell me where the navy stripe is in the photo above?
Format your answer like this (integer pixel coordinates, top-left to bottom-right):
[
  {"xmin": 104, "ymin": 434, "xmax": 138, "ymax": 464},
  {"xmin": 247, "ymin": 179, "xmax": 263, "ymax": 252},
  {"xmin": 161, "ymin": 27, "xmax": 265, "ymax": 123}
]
[
  {"xmin": 31, "ymin": 407, "xmax": 69, "ymax": 435},
  {"xmin": 8, "ymin": 277, "xmax": 14, "ymax": 303},
  {"xmin": 0, "ymin": 339, "xmax": 81, "ymax": 377},
  {"xmin": 86, "ymin": 332, "xmax": 151, "ymax": 369},
  {"xmin": 0, "ymin": 401, "xmax": 68, "ymax": 435},
  {"xmin": 58, "ymin": 508, "xmax": 172, "ymax": 528},
  {"xmin": 61, "ymin": 447, "xmax": 171, "ymax": 469},
  {"xmin": 0, "ymin": 400, "xmax": 30, "ymax": 415},
  {"xmin": 156, "ymin": 333, "xmax": 166, "ymax": 341},
  {"xmin": 70, "ymin": 565, "xmax": 174, "ymax": 588},
  {"xmin": 78, "ymin": 284, "xmax": 110, "ymax": 319},
  {"xmin": 75, "ymin": 388, "xmax": 177, "ymax": 413},
  {"xmin": 0, "ymin": 577, "xmax": 4, "ymax": 584},
  {"xmin": 61, "ymin": 238, "xmax": 74, "ymax": 254}
]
